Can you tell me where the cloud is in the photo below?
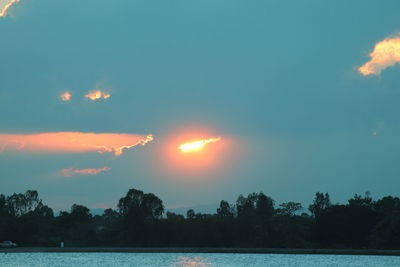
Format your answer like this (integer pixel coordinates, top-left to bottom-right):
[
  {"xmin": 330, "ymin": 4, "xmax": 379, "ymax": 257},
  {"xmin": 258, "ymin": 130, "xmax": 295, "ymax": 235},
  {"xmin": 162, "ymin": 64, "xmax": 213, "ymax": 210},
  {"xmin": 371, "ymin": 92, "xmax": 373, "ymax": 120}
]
[
  {"xmin": 60, "ymin": 92, "xmax": 72, "ymax": 101},
  {"xmin": 0, "ymin": 0, "xmax": 20, "ymax": 17},
  {"xmin": 0, "ymin": 132, "xmax": 153, "ymax": 156},
  {"xmin": 85, "ymin": 90, "xmax": 111, "ymax": 100},
  {"xmin": 359, "ymin": 36, "xmax": 400, "ymax": 75},
  {"xmin": 61, "ymin": 167, "xmax": 111, "ymax": 177}
]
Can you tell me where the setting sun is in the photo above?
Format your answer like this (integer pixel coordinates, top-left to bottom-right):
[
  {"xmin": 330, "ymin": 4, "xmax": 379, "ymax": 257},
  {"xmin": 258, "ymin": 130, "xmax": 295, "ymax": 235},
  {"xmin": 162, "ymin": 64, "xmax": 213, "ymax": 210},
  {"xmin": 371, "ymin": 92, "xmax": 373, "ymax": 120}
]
[
  {"xmin": 155, "ymin": 131, "xmax": 232, "ymax": 179},
  {"xmin": 178, "ymin": 138, "xmax": 221, "ymax": 152}
]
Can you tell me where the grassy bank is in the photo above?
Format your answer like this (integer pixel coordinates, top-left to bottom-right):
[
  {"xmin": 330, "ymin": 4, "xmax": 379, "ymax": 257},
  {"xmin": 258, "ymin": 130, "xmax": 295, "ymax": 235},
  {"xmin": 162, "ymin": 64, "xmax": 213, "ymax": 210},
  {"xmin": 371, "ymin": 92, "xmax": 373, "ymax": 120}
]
[{"xmin": 1, "ymin": 247, "xmax": 400, "ymax": 256}]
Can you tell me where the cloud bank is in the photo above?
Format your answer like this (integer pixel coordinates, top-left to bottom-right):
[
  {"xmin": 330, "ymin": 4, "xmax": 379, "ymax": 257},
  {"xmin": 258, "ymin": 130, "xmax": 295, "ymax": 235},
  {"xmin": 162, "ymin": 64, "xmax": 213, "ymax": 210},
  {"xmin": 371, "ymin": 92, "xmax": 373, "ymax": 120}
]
[
  {"xmin": 85, "ymin": 90, "xmax": 111, "ymax": 100},
  {"xmin": 61, "ymin": 167, "xmax": 111, "ymax": 177},
  {"xmin": 0, "ymin": 132, "xmax": 153, "ymax": 156},
  {"xmin": 0, "ymin": 0, "xmax": 20, "ymax": 17},
  {"xmin": 359, "ymin": 36, "xmax": 400, "ymax": 75}
]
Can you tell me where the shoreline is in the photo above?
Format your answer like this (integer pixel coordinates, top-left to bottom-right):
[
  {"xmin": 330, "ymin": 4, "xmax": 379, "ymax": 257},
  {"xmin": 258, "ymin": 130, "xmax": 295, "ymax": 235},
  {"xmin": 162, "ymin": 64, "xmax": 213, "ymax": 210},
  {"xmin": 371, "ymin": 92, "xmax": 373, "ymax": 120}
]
[{"xmin": 1, "ymin": 247, "xmax": 400, "ymax": 256}]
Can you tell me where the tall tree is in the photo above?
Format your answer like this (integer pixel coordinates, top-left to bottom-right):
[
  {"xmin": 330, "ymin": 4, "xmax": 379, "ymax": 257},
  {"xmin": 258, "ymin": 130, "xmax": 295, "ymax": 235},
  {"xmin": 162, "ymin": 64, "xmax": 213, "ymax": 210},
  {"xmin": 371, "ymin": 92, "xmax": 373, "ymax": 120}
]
[
  {"xmin": 117, "ymin": 188, "xmax": 164, "ymax": 245},
  {"xmin": 217, "ymin": 200, "xmax": 234, "ymax": 218},
  {"xmin": 308, "ymin": 192, "xmax": 331, "ymax": 218},
  {"xmin": 7, "ymin": 190, "xmax": 43, "ymax": 217}
]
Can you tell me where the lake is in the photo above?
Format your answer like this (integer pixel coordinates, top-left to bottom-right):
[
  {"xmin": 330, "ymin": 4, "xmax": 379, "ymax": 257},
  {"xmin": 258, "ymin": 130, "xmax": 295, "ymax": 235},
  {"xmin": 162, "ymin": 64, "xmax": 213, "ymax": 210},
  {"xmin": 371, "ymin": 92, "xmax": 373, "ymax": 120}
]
[{"xmin": 1, "ymin": 253, "xmax": 399, "ymax": 266}]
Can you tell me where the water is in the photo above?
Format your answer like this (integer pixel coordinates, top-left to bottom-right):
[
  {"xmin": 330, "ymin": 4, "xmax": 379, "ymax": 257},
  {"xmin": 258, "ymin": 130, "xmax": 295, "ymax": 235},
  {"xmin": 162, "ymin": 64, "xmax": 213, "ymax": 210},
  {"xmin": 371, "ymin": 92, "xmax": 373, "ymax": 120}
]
[{"xmin": 0, "ymin": 253, "xmax": 399, "ymax": 267}]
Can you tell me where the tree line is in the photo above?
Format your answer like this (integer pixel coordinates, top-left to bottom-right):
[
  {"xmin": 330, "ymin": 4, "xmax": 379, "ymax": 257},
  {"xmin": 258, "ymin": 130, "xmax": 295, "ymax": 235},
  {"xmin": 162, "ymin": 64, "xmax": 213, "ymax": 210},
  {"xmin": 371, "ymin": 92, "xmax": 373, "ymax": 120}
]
[{"xmin": 0, "ymin": 189, "xmax": 399, "ymax": 249}]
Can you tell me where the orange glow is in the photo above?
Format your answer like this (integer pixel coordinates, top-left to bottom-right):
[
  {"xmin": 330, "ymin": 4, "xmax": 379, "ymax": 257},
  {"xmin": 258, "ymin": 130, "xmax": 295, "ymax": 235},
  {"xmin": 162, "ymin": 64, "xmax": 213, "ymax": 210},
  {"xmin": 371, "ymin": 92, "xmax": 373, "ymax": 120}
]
[
  {"xmin": 359, "ymin": 36, "xmax": 400, "ymax": 75},
  {"xmin": 61, "ymin": 167, "xmax": 111, "ymax": 177},
  {"xmin": 149, "ymin": 127, "xmax": 236, "ymax": 181},
  {"xmin": 0, "ymin": 132, "xmax": 153, "ymax": 156},
  {"xmin": 179, "ymin": 138, "xmax": 220, "ymax": 152},
  {"xmin": 0, "ymin": 0, "xmax": 20, "ymax": 17},
  {"xmin": 85, "ymin": 90, "xmax": 111, "ymax": 100},
  {"xmin": 60, "ymin": 91, "xmax": 71, "ymax": 101}
]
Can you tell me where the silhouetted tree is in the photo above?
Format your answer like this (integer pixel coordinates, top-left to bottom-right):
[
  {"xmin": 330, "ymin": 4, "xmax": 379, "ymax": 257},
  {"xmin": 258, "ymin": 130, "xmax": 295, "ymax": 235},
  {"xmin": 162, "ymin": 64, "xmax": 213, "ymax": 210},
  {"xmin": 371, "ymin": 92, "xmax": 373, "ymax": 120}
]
[
  {"xmin": 217, "ymin": 200, "xmax": 234, "ymax": 218},
  {"xmin": 56, "ymin": 204, "xmax": 96, "ymax": 246},
  {"xmin": 7, "ymin": 190, "xmax": 42, "ymax": 217},
  {"xmin": 313, "ymin": 193, "xmax": 382, "ymax": 248},
  {"xmin": 2, "ymin": 189, "xmax": 400, "ymax": 249},
  {"xmin": 374, "ymin": 196, "xmax": 400, "ymax": 215},
  {"xmin": 102, "ymin": 208, "xmax": 121, "ymax": 227},
  {"xmin": 277, "ymin": 202, "xmax": 303, "ymax": 216},
  {"xmin": 94, "ymin": 208, "xmax": 122, "ymax": 245},
  {"xmin": 348, "ymin": 191, "xmax": 373, "ymax": 207},
  {"xmin": 256, "ymin": 193, "xmax": 274, "ymax": 219},
  {"xmin": 117, "ymin": 188, "xmax": 164, "ymax": 245},
  {"xmin": 235, "ymin": 192, "xmax": 275, "ymax": 246},
  {"xmin": 369, "ymin": 196, "xmax": 400, "ymax": 249},
  {"xmin": 166, "ymin": 211, "xmax": 184, "ymax": 221},
  {"xmin": 118, "ymin": 189, "xmax": 164, "ymax": 222},
  {"xmin": 370, "ymin": 214, "xmax": 400, "ymax": 249},
  {"xmin": 186, "ymin": 209, "xmax": 195, "ymax": 219},
  {"xmin": 308, "ymin": 192, "xmax": 331, "ymax": 218}
]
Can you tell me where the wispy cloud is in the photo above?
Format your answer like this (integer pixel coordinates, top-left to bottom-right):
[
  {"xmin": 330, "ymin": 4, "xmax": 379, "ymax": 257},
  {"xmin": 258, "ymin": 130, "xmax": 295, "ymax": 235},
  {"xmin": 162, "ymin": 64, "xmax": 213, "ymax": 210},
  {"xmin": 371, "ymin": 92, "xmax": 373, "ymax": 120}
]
[
  {"xmin": 61, "ymin": 167, "xmax": 111, "ymax": 177},
  {"xmin": 85, "ymin": 90, "xmax": 111, "ymax": 100},
  {"xmin": 0, "ymin": 132, "xmax": 153, "ymax": 156},
  {"xmin": 0, "ymin": 0, "xmax": 20, "ymax": 17},
  {"xmin": 359, "ymin": 36, "xmax": 400, "ymax": 76},
  {"xmin": 60, "ymin": 92, "xmax": 72, "ymax": 101}
]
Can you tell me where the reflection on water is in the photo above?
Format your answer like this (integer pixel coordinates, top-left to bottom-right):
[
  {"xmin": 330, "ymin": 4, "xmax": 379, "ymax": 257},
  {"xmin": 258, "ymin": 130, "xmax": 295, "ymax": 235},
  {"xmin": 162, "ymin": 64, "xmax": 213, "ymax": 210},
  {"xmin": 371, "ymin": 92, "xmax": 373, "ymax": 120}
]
[
  {"xmin": 1, "ymin": 252, "xmax": 400, "ymax": 267},
  {"xmin": 176, "ymin": 256, "xmax": 210, "ymax": 267}
]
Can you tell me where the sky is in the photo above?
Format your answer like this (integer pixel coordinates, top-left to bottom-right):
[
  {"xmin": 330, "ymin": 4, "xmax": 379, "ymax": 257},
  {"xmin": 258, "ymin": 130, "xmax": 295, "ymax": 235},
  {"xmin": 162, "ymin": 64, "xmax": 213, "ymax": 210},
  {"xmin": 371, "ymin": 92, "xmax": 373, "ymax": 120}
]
[{"xmin": 1, "ymin": 0, "xmax": 400, "ymax": 212}]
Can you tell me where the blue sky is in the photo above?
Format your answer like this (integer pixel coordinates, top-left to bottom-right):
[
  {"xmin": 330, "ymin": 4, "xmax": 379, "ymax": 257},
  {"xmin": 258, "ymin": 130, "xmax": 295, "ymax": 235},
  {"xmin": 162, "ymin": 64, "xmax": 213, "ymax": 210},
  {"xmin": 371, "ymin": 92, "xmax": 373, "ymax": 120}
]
[{"xmin": 1, "ymin": 0, "xmax": 400, "ymax": 212}]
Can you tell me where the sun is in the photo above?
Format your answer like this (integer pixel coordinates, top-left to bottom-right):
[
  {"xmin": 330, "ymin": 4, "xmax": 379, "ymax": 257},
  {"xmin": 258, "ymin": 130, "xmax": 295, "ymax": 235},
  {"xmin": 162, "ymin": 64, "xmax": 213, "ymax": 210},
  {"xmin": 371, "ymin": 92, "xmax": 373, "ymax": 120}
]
[
  {"xmin": 151, "ymin": 129, "xmax": 237, "ymax": 180},
  {"xmin": 178, "ymin": 138, "xmax": 221, "ymax": 153}
]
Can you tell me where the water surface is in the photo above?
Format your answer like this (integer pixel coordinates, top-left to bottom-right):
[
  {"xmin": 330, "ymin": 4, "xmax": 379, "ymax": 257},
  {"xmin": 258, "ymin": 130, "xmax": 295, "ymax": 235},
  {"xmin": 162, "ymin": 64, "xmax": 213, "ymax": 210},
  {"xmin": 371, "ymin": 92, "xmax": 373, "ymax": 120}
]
[{"xmin": 1, "ymin": 252, "xmax": 399, "ymax": 267}]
